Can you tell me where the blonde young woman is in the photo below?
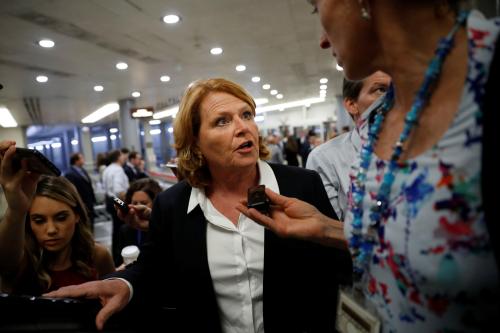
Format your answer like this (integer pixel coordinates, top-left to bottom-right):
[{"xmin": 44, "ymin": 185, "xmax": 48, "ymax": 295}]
[{"xmin": 0, "ymin": 141, "xmax": 114, "ymax": 295}]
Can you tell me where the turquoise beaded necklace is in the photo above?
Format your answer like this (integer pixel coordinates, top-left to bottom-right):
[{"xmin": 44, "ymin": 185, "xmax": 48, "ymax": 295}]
[{"xmin": 349, "ymin": 11, "xmax": 469, "ymax": 282}]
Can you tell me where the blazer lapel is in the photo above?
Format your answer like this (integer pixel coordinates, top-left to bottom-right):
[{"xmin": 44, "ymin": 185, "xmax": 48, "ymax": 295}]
[{"xmin": 180, "ymin": 205, "xmax": 221, "ymax": 332}]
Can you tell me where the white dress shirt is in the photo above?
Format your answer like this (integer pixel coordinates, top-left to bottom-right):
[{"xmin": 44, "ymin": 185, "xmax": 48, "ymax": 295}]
[
  {"xmin": 187, "ymin": 160, "xmax": 279, "ymax": 333},
  {"xmin": 102, "ymin": 162, "xmax": 129, "ymax": 197},
  {"xmin": 306, "ymin": 105, "xmax": 374, "ymax": 220}
]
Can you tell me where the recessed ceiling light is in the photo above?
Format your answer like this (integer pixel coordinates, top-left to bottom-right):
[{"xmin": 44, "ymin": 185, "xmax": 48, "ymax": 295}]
[
  {"xmin": 131, "ymin": 91, "xmax": 141, "ymax": 98},
  {"xmin": 336, "ymin": 63, "xmax": 344, "ymax": 71},
  {"xmin": 116, "ymin": 62, "xmax": 128, "ymax": 70},
  {"xmin": 38, "ymin": 39, "xmax": 54, "ymax": 48},
  {"xmin": 235, "ymin": 64, "xmax": 246, "ymax": 72},
  {"xmin": 160, "ymin": 75, "xmax": 171, "ymax": 82},
  {"xmin": 36, "ymin": 75, "xmax": 48, "ymax": 83},
  {"xmin": 163, "ymin": 14, "xmax": 180, "ymax": 24},
  {"xmin": 270, "ymin": 90, "xmax": 278, "ymax": 95},
  {"xmin": 319, "ymin": 78, "xmax": 328, "ymax": 84},
  {"xmin": 276, "ymin": 94, "xmax": 283, "ymax": 99},
  {"xmin": 320, "ymin": 84, "xmax": 328, "ymax": 90},
  {"xmin": 94, "ymin": 85, "xmax": 104, "ymax": 92},
  {"xmin": 109, "ymin": 128, "xmax": 118, "ymax": 133},
  {"xmin": 262, "ymin": 84, "xmax": 270, "ymax": 90},
  {"xmin": 149, "ymin": 119, "xmax": 161, "ymax": 125},
  {"xmin": 251, "ymin": 76, "xmax": 261, "ymax": 83},
  {"xmin": 210, "ymin": 47, "xmax": 223, "ymax": 55}
]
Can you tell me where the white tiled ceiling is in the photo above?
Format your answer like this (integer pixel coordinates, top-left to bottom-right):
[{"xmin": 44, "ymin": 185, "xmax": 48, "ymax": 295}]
[{"xmin": 0, "ymin": 0, "xmax": 344, "ymax": 126}]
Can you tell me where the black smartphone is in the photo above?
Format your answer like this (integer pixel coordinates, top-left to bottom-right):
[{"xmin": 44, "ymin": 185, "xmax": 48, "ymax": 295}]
[
  {"xmin": 112, "ymin": 196, "xmax": 129, "ymax": 214},
  {"xmin": 247, "ymin": 184, "xmax": 270, "ymax": 215},
  {"xmin": 10, "ymin": 147, "xmax": 61, "ymax": 176}
]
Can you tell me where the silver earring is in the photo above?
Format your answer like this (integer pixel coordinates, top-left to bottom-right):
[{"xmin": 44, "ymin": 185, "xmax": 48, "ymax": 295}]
[
  {"xmin": 361, "ymin": 7, "xmax": 371, "ymax": 20},
  {"xmin": 358, "ymin": 0, "xmax": 371, "ymax": 20}
]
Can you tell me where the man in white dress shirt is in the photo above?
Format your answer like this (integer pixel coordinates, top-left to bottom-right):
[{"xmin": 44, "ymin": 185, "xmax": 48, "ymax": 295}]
[
  {"xmin": 102, "ymin": 149, "xmax": 129, "ymax": 265},
  {"xmin": 306, "ymin": 71, "xmax": 391, "ymax": 220}
]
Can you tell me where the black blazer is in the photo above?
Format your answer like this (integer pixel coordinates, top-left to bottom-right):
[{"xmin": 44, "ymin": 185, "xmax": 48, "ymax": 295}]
[
  {"xmin": 65, "ymin": 166, "xmax": 96, "ymax": 220},
  {"xmin": 117, "ymin": 163, "xmax": 352, "ymax": 332},
  {"xmin": 123, "ymin": 164, "xmax": 148, "ymax": 183}
]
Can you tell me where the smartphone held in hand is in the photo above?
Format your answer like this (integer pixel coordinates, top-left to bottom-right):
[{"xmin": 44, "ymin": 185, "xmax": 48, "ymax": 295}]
[
  {"xmin": 112, "ymin": 196, "xmax": 129, "ymax": 214},
  {"xmin": 11, "ymin": 148, "xmax": 61, "ymax": 176}
]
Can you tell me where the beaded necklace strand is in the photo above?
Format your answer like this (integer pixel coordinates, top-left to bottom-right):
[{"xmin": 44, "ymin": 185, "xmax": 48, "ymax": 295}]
[{"xmin": 349, "ymin": 11, "xmax": 469, "ymax": 283}]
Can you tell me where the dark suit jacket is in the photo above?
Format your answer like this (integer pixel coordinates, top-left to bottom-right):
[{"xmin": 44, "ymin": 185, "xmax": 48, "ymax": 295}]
[
  {"xmin": 123, "ymin": 164, "xmax": 148, "ymax": 183},
  {"xmin": 65, "ymin": 166, "xmax": 96, "ymax": 220},
  {"xmin": 117, "ymin": 163, "xmax": 352, "ymax": 332}
]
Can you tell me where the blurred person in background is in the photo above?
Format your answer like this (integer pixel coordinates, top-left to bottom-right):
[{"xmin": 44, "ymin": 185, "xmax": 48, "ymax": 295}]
[
  {"xmin": 117, "ymin": 178, "xmax": 162, "ymax": 252},
  {"xmin": 266, "ymin": 133, "xmax": 284, "ymax": 164},
  {"xmin": 102, "ymin": 149, "xmax": 129, "ymax": 266},
  {"xmin": 65, "ymin": 152, "xmax": 97, "ymax": 230},
  {"xmin": 123, "ymin": 151, "xmax": 148, "ymax": 183},
  {"xmin": 307, "ymin": 71, "xmax": 391, "ymax": 221}
]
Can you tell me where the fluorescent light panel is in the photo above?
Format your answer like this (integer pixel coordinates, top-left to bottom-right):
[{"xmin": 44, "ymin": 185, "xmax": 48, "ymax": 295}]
[
  {"xmin": 82, "ymin": 103, "xmax": 120, "ymax": 123},
  {"xmin": 153, "ymin": 105, "xmax": 179, "ymax": 119},
  {"xmin": 256, "ymin": 97, "xmax": 325, "ymax": 114},
  {"xmin": 0, "ymin": 107, "xmax": 18, "ymax": 127}
]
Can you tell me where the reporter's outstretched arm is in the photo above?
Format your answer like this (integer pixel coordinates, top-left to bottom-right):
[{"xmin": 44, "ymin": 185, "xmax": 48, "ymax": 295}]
[
  {"xmin": 237, "ymin": 187, "xmax": 347, "ymax": 249},
  {"xmin": 0, "ymin": 141, "xmax": 41, "ymax": 270},
  {"xmin": 44, "ymin": 279, "xmax": 131, "ymax": 331}
]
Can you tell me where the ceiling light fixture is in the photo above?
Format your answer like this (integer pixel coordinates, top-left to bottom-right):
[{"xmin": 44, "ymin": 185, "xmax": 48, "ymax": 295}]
[
  {"xmin": 320, "ymin": 84, "xmax": 328, "ymax": 90},
  {"xmin": 163, "ymin": 14, "xmax": 180, "ymax": 24},
  {"xmin": 131, "ymin": 91, "xmax": 141, "ymax": 98},
  {"xmin": 254, "ymin": 98, "xmax": 269, "ymax": 106},
  {"xmin": 256, "ymin": 97, "xmax": 325, "ymax": 114},
  {"xmin": 319, "ymin": 78, "xmax": 328, "ymax": 84},
  {"xmin": 150, "ymin": 129, "xmax": 162, "ymax": 135},
  {"xmin": 262, "ymin": 84, "xmax": 270, "ymax": 90},
  {"xmin": 149, "ymin": 119, "xmax": 161, "ymax": 125},
  {"xmin": 235, "ymin": 64, "xmax": 246, "ymax": 72},
  {"xmin": 38, "ymin": 39, "xmax": 55, "ymax": 48},
  {"xmin": 270, "ymin": 89, "xmax": 278, "ymax": 95},
  {"xmin": 210, "ymin": 47, "xmax": 223, "ymax": 55},
  {"xmin": 160, "ymin": 75, "xmax": 171, "ymax": 82},
  {"xmin": 132, "ymin": 108, "xmax": 153, "ymax": 118},
  {"xmin": 153, "ymin": 105, "xmax": 179, "ymax": 119},
  {"xmin": 116, "ymin": 62, "xmax": 128, "ymax": 70},
  {"xmin": 0, "ymin": 106, "xmax": 18, "ymax": 127},
  {"xmin": 36, "ymin": 75, "xmax": 48, "ymax": 83},
  {"xmin": 94, "ymin": 85, "xmax": 104, "ymax": 92},
  {"xmin": 251, "ymin": 76, "xmax": 261, "ymax": 83},
  {"xmin": 82, "ymin": 102, "xmax": 120, "ymax": 123},
  {"xmin": 276, "ymin": 94, "xmax": 283, "ymax": 99}
]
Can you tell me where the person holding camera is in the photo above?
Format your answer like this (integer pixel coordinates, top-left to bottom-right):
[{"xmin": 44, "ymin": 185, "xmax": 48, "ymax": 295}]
[
  {"xmin": 46, "ymin": 78, "xmax": 351, "ymax": 332},
  {"xmin": 0, "ymin": 141, "xmax": 114, "ymax": 295}
]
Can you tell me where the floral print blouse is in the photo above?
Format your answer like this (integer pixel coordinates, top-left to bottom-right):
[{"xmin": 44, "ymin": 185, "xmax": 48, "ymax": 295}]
[{"xmin": 345, "ymin": 10, "xmax": 500, "ymax": 333}]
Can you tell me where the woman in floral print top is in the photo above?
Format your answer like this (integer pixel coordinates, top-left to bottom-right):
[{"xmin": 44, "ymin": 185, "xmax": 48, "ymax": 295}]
[{"xmin": 238, "ymin": 1, "xmax": 500, "ymax": 332}]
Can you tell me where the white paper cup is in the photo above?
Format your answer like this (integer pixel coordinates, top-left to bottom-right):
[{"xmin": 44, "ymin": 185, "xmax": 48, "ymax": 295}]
[{"xmin": 121, "ymin": 245, "xmax": 140, "ymax": 265}]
